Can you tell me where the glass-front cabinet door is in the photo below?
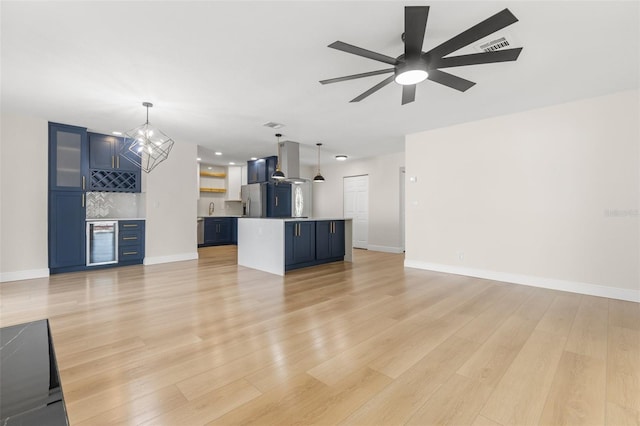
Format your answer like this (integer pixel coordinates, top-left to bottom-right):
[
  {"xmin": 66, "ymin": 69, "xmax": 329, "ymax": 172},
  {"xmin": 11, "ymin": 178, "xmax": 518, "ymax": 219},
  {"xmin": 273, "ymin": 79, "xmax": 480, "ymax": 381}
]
[{"xmin": 49, "ymin": 122, "xmax": 87, "ymax": 191}]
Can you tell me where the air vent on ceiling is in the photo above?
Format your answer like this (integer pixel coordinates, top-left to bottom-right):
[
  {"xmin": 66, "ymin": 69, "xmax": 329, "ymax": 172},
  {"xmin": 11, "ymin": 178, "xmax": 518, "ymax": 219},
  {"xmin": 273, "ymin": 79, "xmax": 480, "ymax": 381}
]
[
  {"xmin": 478, "ymin": 36, "xmax": 510, "ymax": 52},
  {"xmin": 263, "ymin": 121, "xmax": 284, "ymax": 129}
]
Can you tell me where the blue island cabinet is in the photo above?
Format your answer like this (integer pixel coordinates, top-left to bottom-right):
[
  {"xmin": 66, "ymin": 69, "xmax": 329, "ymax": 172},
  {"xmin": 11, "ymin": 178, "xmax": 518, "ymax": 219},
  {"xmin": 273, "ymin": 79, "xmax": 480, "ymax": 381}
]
[
  {"xmin": 285, "ymin": 221, "xmax": 316, "ymax": 271},
  {"xmin": 315, "ymin": 220, "xmax": 345, "ymax": 262}
]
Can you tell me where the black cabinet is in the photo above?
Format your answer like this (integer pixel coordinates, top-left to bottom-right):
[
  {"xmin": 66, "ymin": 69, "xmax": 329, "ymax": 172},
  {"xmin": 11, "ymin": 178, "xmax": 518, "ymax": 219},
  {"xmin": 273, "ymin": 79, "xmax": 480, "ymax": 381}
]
[
  {"xmin": 49, "ymin": 122, "xmax": 88, "ymax": 191},
  {"xmin": 202, "ymin": 217, "xmax": 236, "ymax": 246},
  {"xmin": 118, "ymin": 220, "xmax": 145, "ymax": 264},
  {"xmin": 316, "ymin": 220, "xmax": 345, "ymax": 261},
  {"xmin": 247, "ymin": 156, "xmax": 278, "ymax": 184},
  {"xmin": 88, "ymin": 133, "xmax": 141, "ymax": 192},
  {"xmin": 49, "ymin": 191, "xmax": 86, "ymax": 271},
  {"xmin": 266, "ymin": 183, "xmax": 291, "ymax": 217},
  {"xmin": 285, "ymin": 221, "xmax": 316, "ymax": 269}
]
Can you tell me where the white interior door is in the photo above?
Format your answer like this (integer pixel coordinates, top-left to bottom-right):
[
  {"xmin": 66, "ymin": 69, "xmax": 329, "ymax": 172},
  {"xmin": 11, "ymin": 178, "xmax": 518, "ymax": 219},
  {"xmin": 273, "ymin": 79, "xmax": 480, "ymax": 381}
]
[{"xmin": 344, "ymin": 175, "xmax": 369, "ymax": 249}]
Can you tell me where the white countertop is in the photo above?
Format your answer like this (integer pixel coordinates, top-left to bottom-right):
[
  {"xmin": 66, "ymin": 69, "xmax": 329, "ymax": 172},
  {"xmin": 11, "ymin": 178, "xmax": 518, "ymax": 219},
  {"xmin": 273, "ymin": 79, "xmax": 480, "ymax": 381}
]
[
  {"xmin": 86, "ymin": 218, "xmax": 146, "ymax": 221},
  {"xmin": 239, "ymin": 217, "xmax": 351, "ymax": 222}
]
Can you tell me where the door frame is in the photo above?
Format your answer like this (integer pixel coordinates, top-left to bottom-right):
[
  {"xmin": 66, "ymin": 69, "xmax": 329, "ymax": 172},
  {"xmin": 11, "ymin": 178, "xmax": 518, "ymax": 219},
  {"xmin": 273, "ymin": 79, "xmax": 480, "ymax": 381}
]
[{"xmin": 343, "ymin": 174, "xmax": 369, "ymax": 249}]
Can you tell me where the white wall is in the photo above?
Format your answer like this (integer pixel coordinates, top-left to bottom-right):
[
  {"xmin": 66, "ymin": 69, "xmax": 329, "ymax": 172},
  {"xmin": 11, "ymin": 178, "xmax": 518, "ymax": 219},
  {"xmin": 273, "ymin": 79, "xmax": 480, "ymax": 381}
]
[
  {"xmin": 313, "ymin": 151, "xmax": 405, "ymax": 253},
  {"xmin": 143, "ymin": 140, "xmax": 198, "ymax": 265},
  {"xmin": 0, "ymin": 114, "xmax": 50, "ymax": 281},
  {"xmin": 405, "ymin": 90, "xmax": 639, "ymax": 302}
]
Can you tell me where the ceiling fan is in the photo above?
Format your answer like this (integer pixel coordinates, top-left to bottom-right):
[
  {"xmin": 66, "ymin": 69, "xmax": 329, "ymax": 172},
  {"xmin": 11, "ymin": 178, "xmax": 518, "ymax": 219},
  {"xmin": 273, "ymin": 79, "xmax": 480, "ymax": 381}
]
[{"xmin": 320, "ymin": 6, "xmax": 523, "ymax": 105}]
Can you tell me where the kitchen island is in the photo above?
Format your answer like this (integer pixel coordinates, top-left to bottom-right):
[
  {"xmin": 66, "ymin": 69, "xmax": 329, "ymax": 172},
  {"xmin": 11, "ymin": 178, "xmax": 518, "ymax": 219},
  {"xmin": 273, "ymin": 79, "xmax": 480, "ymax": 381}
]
[{"xmin": 237, "ymin": 217, "xmax": 352, "ymax": 276}]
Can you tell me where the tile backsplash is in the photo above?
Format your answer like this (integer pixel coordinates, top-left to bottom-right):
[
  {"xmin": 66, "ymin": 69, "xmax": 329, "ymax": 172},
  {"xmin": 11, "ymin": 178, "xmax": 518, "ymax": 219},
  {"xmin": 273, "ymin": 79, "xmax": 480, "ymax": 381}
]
[{"xmin": 86, "ymin": 192, "xmax": 145, "ymax": 219}]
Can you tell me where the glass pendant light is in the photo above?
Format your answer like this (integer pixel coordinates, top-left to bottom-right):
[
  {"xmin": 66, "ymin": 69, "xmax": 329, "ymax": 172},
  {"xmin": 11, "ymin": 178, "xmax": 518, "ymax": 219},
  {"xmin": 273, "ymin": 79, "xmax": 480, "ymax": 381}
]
[
  {"xmin": 122, "ymin": 102, "xmax": 175, "ymax": 173},
  {"xmin": 313, "ymin": 143, "xmax": 325, "ymax": 182},
  {"xmin": 272, "ymin": 133, "xmax": 285, "ymax": 180}
]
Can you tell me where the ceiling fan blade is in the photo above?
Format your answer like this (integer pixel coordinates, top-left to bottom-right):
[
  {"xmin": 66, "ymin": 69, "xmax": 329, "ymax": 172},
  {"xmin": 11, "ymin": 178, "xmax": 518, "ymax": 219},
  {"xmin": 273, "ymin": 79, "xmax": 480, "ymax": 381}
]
[
  {"xmin": 350, "ymin": 75, "xmax": 395, "ymax": 102},
  {"xmin": 404, "ymin": 6, "xmax": 430, "ymax": 59},
  {"xmin": 401, "ymin": 85, "xmax": 416, "ymax": 105},
  {"xmin": 427, "ymin": 69, "xmax": 476, "ymax": 92},
  {"xmin": 431, "ymin": 48, "xmax": 522, "ymax": 69},
  {"xmin": 425, "ymin": 8, "xmax": 518, "ymax": 60},
  {"xmin": 329, "ymin": 41, "xmax": 399, "ymax": 65},
  {"xmin": 319, "ymin": 68, "xmax": 394, "ymax": 85}
]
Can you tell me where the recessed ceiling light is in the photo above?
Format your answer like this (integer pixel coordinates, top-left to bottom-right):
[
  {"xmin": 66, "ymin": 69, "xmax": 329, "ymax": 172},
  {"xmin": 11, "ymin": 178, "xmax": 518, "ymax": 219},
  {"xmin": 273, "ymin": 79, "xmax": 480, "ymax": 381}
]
[
  {"xmin": 229, "ymin": 162, "xmax": 235, "ymax": 165},
  {"xmin": 250, "ymin": 157, "xmax": 258, "ymax": 161},
  {"xmin": 112, "ymin": 131, "xmax": 122, "ymax": 136},
  {"xmin": 215, "ymin": 152, "xmax": 222, "ymax": 156},
  {"xmin": 335, "ymin": 155, "xmax": 348, "ymax": 161},
  {"xmin": 196, "ymin": 157, "xmax": 202, "ymax": 161}
]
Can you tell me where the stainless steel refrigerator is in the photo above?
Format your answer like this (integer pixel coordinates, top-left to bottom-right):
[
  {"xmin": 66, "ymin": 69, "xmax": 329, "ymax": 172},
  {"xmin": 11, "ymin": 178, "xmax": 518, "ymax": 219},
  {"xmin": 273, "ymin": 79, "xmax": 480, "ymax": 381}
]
[{"xmin": 241, "ymin": 183, "xmax": 266, "ymax": 217}]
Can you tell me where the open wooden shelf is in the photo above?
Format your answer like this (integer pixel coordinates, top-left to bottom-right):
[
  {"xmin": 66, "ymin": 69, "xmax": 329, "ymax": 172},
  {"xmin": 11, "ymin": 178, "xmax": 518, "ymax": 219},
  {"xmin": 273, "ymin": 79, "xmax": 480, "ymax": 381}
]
[
  {"xmin": 200, "ymin": 188, "xmax": 226, "ymax": 193},
  {"xmin": 199, "ymin": 171, "xmax": 226, "ymax": 178}
]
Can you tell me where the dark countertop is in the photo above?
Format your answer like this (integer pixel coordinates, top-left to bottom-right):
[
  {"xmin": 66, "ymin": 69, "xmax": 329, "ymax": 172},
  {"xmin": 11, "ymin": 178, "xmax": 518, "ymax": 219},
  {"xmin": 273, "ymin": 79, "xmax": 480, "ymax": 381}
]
[{"xmin": 0, "ymin": 320, "xmax": 68, "ymax": 425}]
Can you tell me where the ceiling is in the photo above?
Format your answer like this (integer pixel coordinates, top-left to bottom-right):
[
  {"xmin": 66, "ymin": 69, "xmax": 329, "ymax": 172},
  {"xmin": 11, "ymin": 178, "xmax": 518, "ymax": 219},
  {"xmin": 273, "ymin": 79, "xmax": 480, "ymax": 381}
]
[{"xmin": 2, "ymin": 1, "xmax": 638, "ymax": 166}]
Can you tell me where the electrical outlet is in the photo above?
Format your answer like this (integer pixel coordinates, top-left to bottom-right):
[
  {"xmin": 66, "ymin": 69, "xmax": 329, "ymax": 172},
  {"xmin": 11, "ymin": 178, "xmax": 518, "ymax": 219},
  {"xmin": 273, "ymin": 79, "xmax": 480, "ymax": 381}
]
[{"xmin": 457, "ymin": 252, "xmax": 465, "ymax": 261}]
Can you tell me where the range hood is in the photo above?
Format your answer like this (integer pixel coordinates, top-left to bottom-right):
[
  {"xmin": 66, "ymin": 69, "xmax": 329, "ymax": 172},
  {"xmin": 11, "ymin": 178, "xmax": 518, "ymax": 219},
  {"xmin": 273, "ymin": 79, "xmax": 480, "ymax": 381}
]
[{"xmin": 278, "ymin": 141, "xmax": 308, "ymax": 184}]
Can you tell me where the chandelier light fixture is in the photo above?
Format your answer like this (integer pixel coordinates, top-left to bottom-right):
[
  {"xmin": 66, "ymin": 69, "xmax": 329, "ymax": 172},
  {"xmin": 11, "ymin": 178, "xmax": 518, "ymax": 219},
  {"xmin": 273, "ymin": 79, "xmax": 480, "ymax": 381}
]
[
  {"xmin": 271, "ymin": 133, "xmax": 285, "ymax": 180},
  {"xmin": 122, "ymin": 102, "xmax": 175, "ymax": 173},
  {"xmin": 313, "ymin": 143, "xmax": 325, "ymax": 183}
]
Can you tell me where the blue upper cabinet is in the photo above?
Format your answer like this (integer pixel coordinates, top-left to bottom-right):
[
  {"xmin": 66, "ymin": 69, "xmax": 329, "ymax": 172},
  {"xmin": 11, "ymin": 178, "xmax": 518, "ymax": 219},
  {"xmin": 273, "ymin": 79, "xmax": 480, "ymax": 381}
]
[
  {"xmin": 316, "ymin": 220, "xmax": 345, "ymax": 260},
  {"xmin": 202, "ymin": 217, "xmax": 235, "ymax": 245},
  {"xmin": 49, "ymin": 122, "xmax": 88, "ymax": 191},
  {"xmin": 247, "ymin": 158, "xmax": 265, "ymax": 184},
  {"xmin": 88, "ymin": 132, "xmax": 141, "ymax": 192},
  {"xmin": 285, "ymin": 221, "xmax": 316, "ymax": 269},
  {"xmin": 247, "ymin": 156, "xmax": 278, "ymax": 183}
]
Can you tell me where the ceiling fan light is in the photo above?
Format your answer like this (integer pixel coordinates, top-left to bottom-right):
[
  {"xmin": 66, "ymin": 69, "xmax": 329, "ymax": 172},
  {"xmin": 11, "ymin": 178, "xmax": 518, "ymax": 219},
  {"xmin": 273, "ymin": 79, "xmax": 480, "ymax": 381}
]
[{"xmin": 395, "ymin": 69, "xmax": 428, "ymax": 85}]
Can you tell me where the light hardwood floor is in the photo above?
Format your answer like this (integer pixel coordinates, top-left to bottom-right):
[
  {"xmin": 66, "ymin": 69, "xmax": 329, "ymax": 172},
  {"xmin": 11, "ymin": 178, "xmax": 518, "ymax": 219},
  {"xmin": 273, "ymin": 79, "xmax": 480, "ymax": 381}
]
[{"xmin": 1, "ymin": 247, "xmax": 638, "ymax": 425}]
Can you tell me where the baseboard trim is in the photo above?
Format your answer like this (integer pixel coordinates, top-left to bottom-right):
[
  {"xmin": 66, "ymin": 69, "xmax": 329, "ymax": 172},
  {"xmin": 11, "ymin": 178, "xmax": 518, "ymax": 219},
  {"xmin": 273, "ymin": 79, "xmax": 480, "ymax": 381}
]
[
  {"xmin": 367, "ymin": 245, "xmax": 404, "ymax": 254},
  {"xmin": 0, "ymin": 268, "xmax": 50, "ymax": 283},
  {"xmin": 143, "ymin": 252, "xmax": 199, "ymax": 266},
  {"xmin": 404, "ymin": 260, "xmax": 640, "ymax": 303}
]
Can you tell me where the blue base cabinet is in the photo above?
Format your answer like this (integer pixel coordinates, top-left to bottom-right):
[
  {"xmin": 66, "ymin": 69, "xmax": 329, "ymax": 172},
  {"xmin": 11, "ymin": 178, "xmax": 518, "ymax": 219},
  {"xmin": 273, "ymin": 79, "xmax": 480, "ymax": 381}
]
[
  {"xmin": 285, "ymin": 221, "xmax": 316, "ymax": 270},
  {"xmin": 316, "ymin": 220, "xmax": 345, "ymax": 261},
  {"xmin": 285, "ymin": 220, "xmax": 345, "ymax": 272},
  {"xmin": 49, "ymin": 192, "xmax": 86, "ymax": 272},
  {"xmin": 247, "ymin": 156, "xmax": 277, "ymax": 184},
  {"xmin": 118, "ymin": 220, "xmax": 145, "ymax": 264},
  {"xmin": 201, "ymin": 217, "xmax": 237, "ymax": 246}
]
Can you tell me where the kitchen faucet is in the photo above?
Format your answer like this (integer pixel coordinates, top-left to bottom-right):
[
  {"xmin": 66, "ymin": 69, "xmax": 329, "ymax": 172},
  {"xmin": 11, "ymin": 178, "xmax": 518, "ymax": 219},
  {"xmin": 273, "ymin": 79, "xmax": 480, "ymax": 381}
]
[{"xmin": 208, "ymin": 202, "xmax": 215, "ymax": 216}]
